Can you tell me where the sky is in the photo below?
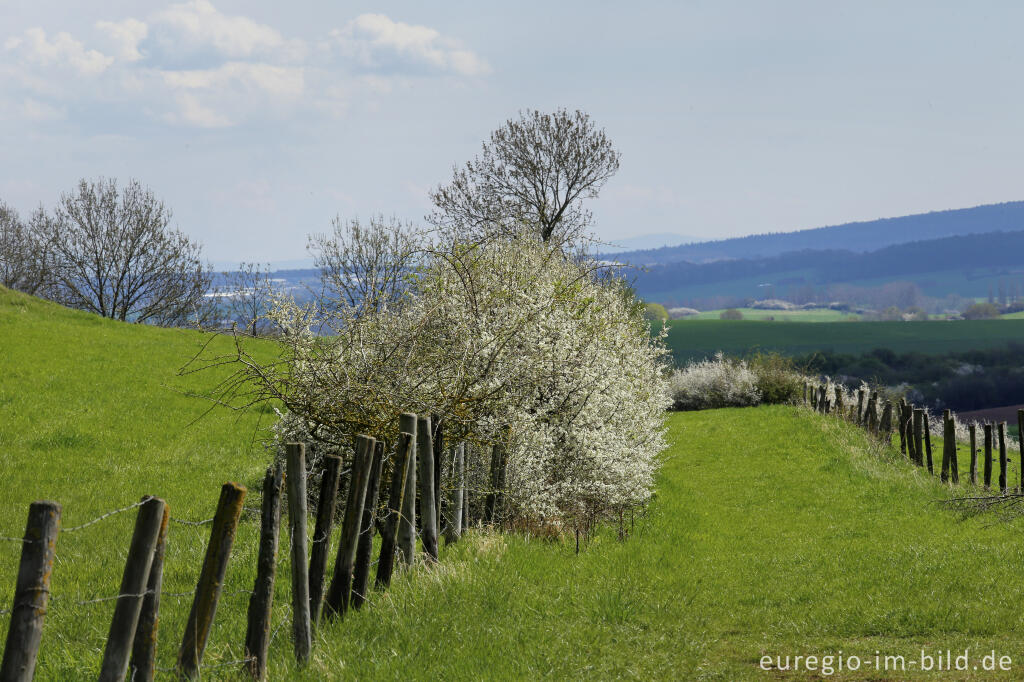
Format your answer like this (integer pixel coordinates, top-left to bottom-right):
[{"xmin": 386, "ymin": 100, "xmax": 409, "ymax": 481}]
[{"xmin": 2, "ymin": 1, "xmax": 1024, "ymax": 265}]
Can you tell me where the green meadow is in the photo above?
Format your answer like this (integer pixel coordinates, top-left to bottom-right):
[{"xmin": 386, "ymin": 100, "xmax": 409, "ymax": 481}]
[
  {"xmin": 662, "ymin": 317, "xmax": 1024, "ymax": 364},
  {"xmin": 4, "ymin": 286, "xmax": 1024, "ymax": 679}
]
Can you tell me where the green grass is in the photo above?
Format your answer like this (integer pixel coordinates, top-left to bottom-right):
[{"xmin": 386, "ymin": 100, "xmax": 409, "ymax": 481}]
[
  {"xmin": 679, "ymin": 307, "xmax": 860, "ymax": 322},
  {"xmin": 5, "ymin": 286, "xmax": 1024, "ymax": 679},
  {"xmin": 663, "ymin": 318, "xmax": 1024, "ymax": 364}
]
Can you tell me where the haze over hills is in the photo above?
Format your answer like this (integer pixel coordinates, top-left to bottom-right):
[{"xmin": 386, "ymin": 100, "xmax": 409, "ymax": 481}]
[{"xmin": 612, "ymin": 201, "xmax": 1024, "ymax": 266}]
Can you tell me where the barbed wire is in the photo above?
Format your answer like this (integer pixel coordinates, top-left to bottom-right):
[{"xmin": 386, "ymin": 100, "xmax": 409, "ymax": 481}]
[
  {"xmin": 62, "ymin": 500, "xmax": 148, "ymax": 533},
  {"xmin": 0, "ymin": 535, "xmax": 30, "ymax": 544},
  {"xmin": 169, "ymin": 516, "xmax": 214, "ymax": 527}
]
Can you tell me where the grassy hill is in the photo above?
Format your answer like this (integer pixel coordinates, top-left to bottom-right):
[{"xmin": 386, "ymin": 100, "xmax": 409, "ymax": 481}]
[
  {"xmin": 663, "ymin": 318, "xmax": 1024, "ymax": 364},
  {"xmin": 4, "ymin": 287, "xmax": 1024, "ymax": 679}
]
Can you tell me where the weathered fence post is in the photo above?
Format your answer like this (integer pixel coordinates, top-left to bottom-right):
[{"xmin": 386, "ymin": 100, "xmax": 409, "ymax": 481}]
[
  {"xmin": 984, "ymin": 422, "xmax": 994, "ymax": 489},
  {"xmin": 445, "ymin": 443, "xmax": 465, "ymax": 545},
  {"xmin": 1018, "ymin": 409, "xmax": 1024, "ymax": 491},
  {"xmin": 433, "ymin": 417, "xmax": 444, "ymax": 534},
  {"xmin": 898, "ymin": 399, "xmax": 908, "ymax": 455},
  {"xmin": 940, "ymin": 410, "xmax": 953, "ymax": 484},
  {"xmin": 912, "ymin": 409, "xmax": 925, "ymax": 468},
  {"xmin": 376, "ymin": 432, "xmax": 413, "ymax": 590},
  {"xmin": 308, "ymin": 454, "xmax": 342, "ymax": 626},
  {"xmin": 244, "ymin": 462, "xmax": 285, "ymax": 681},
  {"xmin": 856, "ymin": 389, "xmax": 865, "ymax": 424},
  {"xmin": 879, "ymin": 401, "xmax": 893, "ymax": 442},
  {"xmin": 969, "ymin": 423, "xmax": 978, "ymax": 486},
  {"xmin": 285, "ymin": 443, "xmax": 312, "ymax": 664},
  {"xmin": 129, "ymin": 500, "xmax": 170, "ymax": 682},
  {"xmin": 923, "ymin": 411, "xmax": 934, "ymax": 474},
  {"xmin": 418, "ymin": 416, "xmax": 439, "ymax": 563},
  {"xmin": 352, "ymin": 440, "xmax": 386, "ymax": 609},
  {"xmin": 99, "ymin": 496, "xmax": 167, "ymax": 682},
  {"xmin": 325, "ymin": 435, "xmax": 374, "ymax": 618},
  {"xmin": 834, "ymin": 386, "xmax": 844, "ymax": 418},
  {"xmin": 397, "ymin": 413, "xmax": 418, "ymax": 565},
  {"xmin": 177, "ymin": 482, "xmax": 247, "ymax": 679},
  {"xmin": 998, "ymin": 422, "xmax": 1008, "ymax": 493},
  {"xmin": 867, "ymin": 395, "xmax": 879, "ymax": 435},
  {"xmin": 803, "ymin": 382, "xmax": 808, "ymax": 405},
  {"xmin": 0, "ymin": 500, "xmax": 61, "ymax": 682}
]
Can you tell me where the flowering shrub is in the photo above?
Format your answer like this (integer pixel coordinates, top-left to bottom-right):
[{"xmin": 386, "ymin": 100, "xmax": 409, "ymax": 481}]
[
  {"xmin": 668, "ymin": 353, "xmax": 760, "ymax": 410},
  {"xmin": 235, "ymin": 235, "xmax": 670, "ymax": 531}
]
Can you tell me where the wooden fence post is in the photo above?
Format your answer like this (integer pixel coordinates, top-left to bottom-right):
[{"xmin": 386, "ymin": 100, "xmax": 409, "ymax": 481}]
[
  {"xmin": 418, "ymin": 416, "xmax": 439, "ymax": 563},
  {"xmin": 984, "ymin": 422, "xmax": 993, "ymax": 489},
  {"xmin": 803, "ymin": 382, "xmax": 808, "ymax": 405},
  {"xmin": 0, "ymin": 500, "xmax": 61, "ymax": 682},
  {"xmin": 856, "ymin": 389, "xmax": 865, "ymax": 424},
  {"xmin": 129, "ymin": 500, "xmax": 170, "ymax": 682},
  {"xmin": 325, "ymin": 435, "xmax": 374, "ymax": 618},
  {"xmin": 1018, "ymin": 409, "xmax": 1024, "ymax": 491},
  {"xmin": 879, "ymin": 401, "xmax": 893, "ymax": 442},
  {"xmin": 376, "ymin": 432, "xmax": 413, "ymax": 590},
  {"xmin": 834, "ymin": 386, "xmax": 844, "ymax": 418},
  {"xmin": 285, "ymin": 444, "xmax": 311, "ymax": 664},
  {"xmin": 308, "ymin": 455, "xmax": 342, "ymax": 626},
  {"xmin": 99, "ymin": 496, "xmax": 167, "ymax": 682},
  {"xmin": 177, "ymin": 482, "xmax": 246, "ymax": 679},
  {"xmin": 969, "ymin": 423, "xmax": 978, "ymax": 486},
  {"xmin": 940, "ymin": 410, "xmax": 953, "ymax": 484},
  {"xmin": 445, "ymin": 443, "xmax": 465, "ymax": 545},
  {"xmin": 998, "ymin": 422, "xmax": 1008, "ymax": 493},
  {"xmin": 397, "ymin": 413, "xmax": 418, "ymax": 565},
  {"xmin": 244, "ymin": 462, "xmax": 285, "ymax": 681},
  {"xmin": 352, "ymin": 440, "xmax": 386, "ymax": 609},
  {"xmin": 923, "ymin": 411, "xmax": 934, "ymax": 474},
  {"xmin": 912, "ymin": 409, "xmax": 925, "ymax": 468},
  {"xmin": 867, "ymin": 395, "xmax": 879, "ymax": 435},
  {"xmin": 433, "ymin": 417, "xmax": 444, "ymax": 535},
  {"xmin": 898, "ymin": 400, "xmax": 908, "ymax": 454}
]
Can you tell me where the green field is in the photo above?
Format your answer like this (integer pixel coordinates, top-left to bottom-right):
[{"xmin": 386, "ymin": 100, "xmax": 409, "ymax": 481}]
[
  {"xmin": 679, "ymin": 307, "xmax": 860, "ymax": 322},
  {"xmin": 6, "ymin": 286, "xmax": 1024, "ymax": 679},
  {"xmin": 664, "ymin": 318, "xmax": 1024, "ymax": 364}
]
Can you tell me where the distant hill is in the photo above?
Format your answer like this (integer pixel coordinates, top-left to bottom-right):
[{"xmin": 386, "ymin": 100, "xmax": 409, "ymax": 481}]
[
  {"xmin": 631, "ymin": 229, "xmax": 1024, "ymax": 306},
  {"xmin": 615, "ymin": 201, "xmax": 1024, "ymax": 265}
]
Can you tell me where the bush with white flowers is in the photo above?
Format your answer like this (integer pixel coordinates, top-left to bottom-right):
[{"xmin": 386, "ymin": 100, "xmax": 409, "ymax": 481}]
[{"xmin": 236, "ymin": 234, "xmax": 671, "ymax": 532}]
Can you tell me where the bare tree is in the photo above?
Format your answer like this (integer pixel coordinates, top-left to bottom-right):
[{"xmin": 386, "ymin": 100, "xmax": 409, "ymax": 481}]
[
  {"xmin": 0, "ymin": 202, "xmax": 51, "ymax": 296},
  {"xmin": 307, "ymin": 215, "xmax": 423, "ymax": 316},
  {"xmin": 220, "ymin": 261, "xmax": 274, "ymax": 336},
  {"xmin": 429, "ymin": 109, "xmax": 621, "ymax": 247},
  {"xmin": 43, "ymin": 177, "xmax": 212, "ymax": 324}
]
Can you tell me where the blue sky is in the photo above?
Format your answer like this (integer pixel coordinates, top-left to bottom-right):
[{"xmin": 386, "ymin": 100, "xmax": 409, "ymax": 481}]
[{"xmin": 2, "ymin": 1, "xmax": 1023, "ymax": 264}]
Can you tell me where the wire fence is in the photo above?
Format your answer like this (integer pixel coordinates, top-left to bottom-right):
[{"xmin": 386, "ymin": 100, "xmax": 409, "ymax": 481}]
[{"xmin": 0, "ymin": 425, "xmax": 485, "ymax": 680}]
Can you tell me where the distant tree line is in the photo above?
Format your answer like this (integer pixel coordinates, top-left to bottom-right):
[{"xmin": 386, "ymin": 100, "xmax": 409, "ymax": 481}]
[{"xmin": 1, "ymin": 178, "xmax": 213, "ymax": 326}]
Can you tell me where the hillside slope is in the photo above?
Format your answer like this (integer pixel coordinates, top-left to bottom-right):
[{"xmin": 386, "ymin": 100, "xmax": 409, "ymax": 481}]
[{"xmin": 2, "ymin": 290, "xmax": 1023, "ymax": 679}]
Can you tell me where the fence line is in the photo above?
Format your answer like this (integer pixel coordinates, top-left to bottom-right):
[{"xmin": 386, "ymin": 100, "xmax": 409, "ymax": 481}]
[{"xmin": 0, "ymin": 414, "xmax": 492, "ymax": 680}]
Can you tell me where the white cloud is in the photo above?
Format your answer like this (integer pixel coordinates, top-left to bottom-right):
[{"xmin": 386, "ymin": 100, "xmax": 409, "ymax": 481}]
[
  {"xmin": 0, "ymin": 4, "xmax": 487, "ymax": 130},
  {"xmin": 168, "ymin": 92, "xmax": 232, "ymax": 127},
  {"xmin": 5, "ymin": 27, "xmax": 113, "ymax": 76},
  {"xmin": 95, "ymin": 18, "xmax": 148, "ymax": 62},
  {"xmin": 162, "ymin": 62, "xmax": 304, "ymax": 98},
  {"xmin": 154, "ymin": 0, "xmax": 289, "ymax": 59},
  {"xmin": 21, "ymin": 97, "xmax": 65, "ymax": 121},
  {"xmin": 331, "ymin": 13, "xmax": 490, "ymax": 76}
]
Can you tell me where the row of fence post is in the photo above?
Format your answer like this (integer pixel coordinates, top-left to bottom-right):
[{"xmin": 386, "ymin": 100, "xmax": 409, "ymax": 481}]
[
  {"xmin": 0, "ymin": 409, "xmax": 497, "ymax": 681},
  {"xmin": 803, "ymin": 382, "xmax": 1024, "ymax": 493}
]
